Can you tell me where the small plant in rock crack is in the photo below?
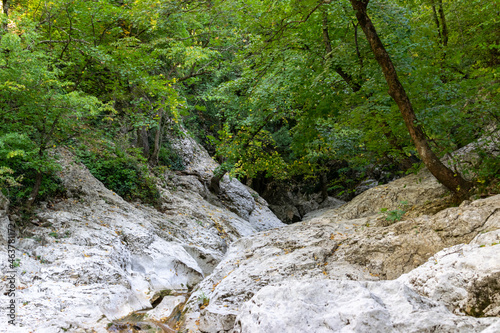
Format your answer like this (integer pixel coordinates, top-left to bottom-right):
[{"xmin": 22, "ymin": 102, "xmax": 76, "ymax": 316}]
[
  {"xmin": 13, "ymin": 259, "xmax": 21, "ymax": 267},
  {"xmin": 198, "ymin": 292, "xmax": 209, "ymax": 308},
  {"xmin": 48, "ymin": 230, "xmax": 71, "ymax": 239},
  {"xmin": 380, "ymin": 200, "xmax": 410, "ymax": 224}
]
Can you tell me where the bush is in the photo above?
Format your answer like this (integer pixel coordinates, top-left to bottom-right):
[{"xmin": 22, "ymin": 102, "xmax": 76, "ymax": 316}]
[
  {"xmin": 74, "ymin": 142, "xmax": 160, "ymax": 206},
  {"xmin": 0, "ymin": 133, "xmax": 64, "ymax": 206},
  {"xmin": 158, "ymin": 141, "xmax": 185, "ymax": 171}
]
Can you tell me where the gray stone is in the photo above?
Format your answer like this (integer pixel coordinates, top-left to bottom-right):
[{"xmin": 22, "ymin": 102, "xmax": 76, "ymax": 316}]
[
  {"xmin": 145, "ymin": 295, "xmax": 186, "ymax": 321},
  {"xmin": 185, "ymin": 191, "xmax": 500, "ymax": 332},
  {"xmin": 355, "ymin": 178, "xmax": 379, "ymax": 195},
  {"xmin": 336, "ymin": 194, "xmax": 500, "ymax": 279},
  {"xmin": 233, "ymin": 279, "xmax": 498, "ymax": 333},
  {"xmin": 334, "ymin": 169, "xmax": 448, "ymax": 220},
  {"xmin": 401, "ymin": 242, "xmax": 500, "ymax": 317},
  {"xmin": 0, "ymin": 138, "xmax": 283, "ymax": 332}
]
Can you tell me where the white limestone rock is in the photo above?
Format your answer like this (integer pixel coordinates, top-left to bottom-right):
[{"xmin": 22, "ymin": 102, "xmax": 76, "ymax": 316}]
[
  {"xmin": 184, "ymin": 217, "xmax": 375, "ymax": 332},
  {"xmin": 232, "ymin": 279, "xmax": 499, "ymax": 333},
  {"xmin": 185, "ymin": 194, "xmax": 500, "ymax": 332},
  {"xmin": 336, "ymin": 194, "xmax": 500, "ymax": 279},
  {"xmin": 169, "ymin": 130, "xmax": 285, "ymax": 227},
  {"xmin": 0, "ymin": 141, "xmax": 283, "ymax": 332},
  {"xmin": 401, "ymin": 242, "xmax": 500, "ymax": 317},
  {"xmin": 145, "ymin": 295, "xmax": 186, "ymax": 321}
]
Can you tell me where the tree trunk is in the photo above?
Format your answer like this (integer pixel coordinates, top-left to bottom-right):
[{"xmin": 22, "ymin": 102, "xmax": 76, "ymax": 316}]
[
  {"xmin": 349, "ymin": 0, "xmax": 471, "ymax": 196},
  {"xmin": 2, "ymin": 0, "xmax": 9, "ymax": 31},
  {"xmin": 26, "ymin": 172, "xmax": 42, "ymax": 209},
  {"xmin": 437, "ymin": 0, "xmax": 448, "ymax": 47},
  {"xmin": 430, "ymin": 0, "xmax": 443, "ymax": 44},
  {"xmin": 322, "ymin": 10, "xmax": 361, "ymax": 92},
  {"xmin": 137, "ymin": 127, "xmax": 150, "ymax": 158},
  {"xmin": 353, "ymin": 22, "xmax": 364, "ymax": 68},
  {"xmin": 149, "ymin": 109, "xmax": 164, "ymax": 166}
]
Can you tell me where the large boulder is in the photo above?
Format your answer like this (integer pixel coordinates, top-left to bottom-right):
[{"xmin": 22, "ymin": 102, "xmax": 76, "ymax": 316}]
[
  {"xmin": 169, "ymin": 132, "xmax": 283, "ymax": 227},
  {"xmin": 334, "ymin": 169, "xmax": 448, "ymax": 220},
  {"xmin": 183, "ymin": 215, "xmax": 375, "ymax": 332},
  {"xmin": 401, "ymin": 242, "xmax": 500, "ymax": 317},
  {"xmin": 337, "ymin": 195, "xmax": 500, "ymax": 279},
  {"xmin": 233, "ymin": 278, "xmax": 499, "ymax": 333}
]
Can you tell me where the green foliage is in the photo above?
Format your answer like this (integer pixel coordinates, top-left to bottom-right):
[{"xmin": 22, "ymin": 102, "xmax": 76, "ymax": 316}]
[
  {"xmin": 0, "ymin": 133, "xmax": 64, "ymax": 205},
  {"xmin": 158, "ymin": 141, "xmax": 185, "ymax": 171},
  {"xmin": 380, "ymin": 201, "xmax": 410, "ymax": 224},
  {"xmin": 1, "ymin": 0, "xmax": 498, "ymax": 207},
  {"xmin": 73, "ymin": 142, "xmax": 160, "ymax": 206},
  {"xmin": 197, "ymin": 292, "xmax": 209, "ymax": 307},
  {"xmin": 12, "ymin": 259, "xmax": 21, "ymax": 268},
  {"xmin": 48, "ymin": 230, "xmax": 71, "ymax": 239}
]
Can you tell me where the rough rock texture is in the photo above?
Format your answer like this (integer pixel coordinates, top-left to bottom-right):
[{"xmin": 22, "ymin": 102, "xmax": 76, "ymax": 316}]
[
  {"xmin": 184, "ymin": 216, "xmax": 377, "ymax": 332},
  {"xmin": 0, "ymin": 192, "xmax": 9, "ymax": 246},
  {"xmin": 268, "ymin": 191, "xmax": 345, "ymax": 224},
  {"xmin": 233, "ymin": 279, "xmax": 499, "ymax": 333},
  {"xmin": 2, "ymin": 134, "xmax": 499, "ymax": 332},
  {"xmin": 145, "ymin": 295, "xmax": 186, "ymax": 321},
  {"xmin": 169, "ymin": 132, "xmax": 283, "ymax": 227},
  {"xmin": 334, "ymin": 169, "xmax": 448, "ymax": 220},
  {"xmin": 354, "ymin": 178, "xmax": 379, "ymax": 195},
  {"xmin": 331, "ymin": 133, "xmax": 500, "ymax": 221},
  {"xmin": 402, "ymin": 242, "xmax": 500, "ymax": 318},
  {"xmin": 337, "ymin": 195, "xmax": 500, "ymax": 279},
  {"xmin": 0, "ymin": 137, "xmax": 283, "ymax": 332},
  {"xmin": 184, "ymin": 191, "xmax": 500, "ymax": 332}
]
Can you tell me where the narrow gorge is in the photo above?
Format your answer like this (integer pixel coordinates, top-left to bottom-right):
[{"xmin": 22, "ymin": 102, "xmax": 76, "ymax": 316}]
[{"xmin": 1, "ymin": 136, "xmax": 499, "ymax": 332}]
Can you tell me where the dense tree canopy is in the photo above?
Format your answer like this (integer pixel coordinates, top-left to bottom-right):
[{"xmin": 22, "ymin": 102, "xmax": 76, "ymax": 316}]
[{"xmin": 0, "ymin": 0, "xmax": 498, "ymax": 208}]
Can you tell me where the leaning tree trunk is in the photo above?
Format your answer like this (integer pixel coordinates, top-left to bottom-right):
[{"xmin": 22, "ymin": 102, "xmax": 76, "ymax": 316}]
[{"xmin": 349, "ymin": 0, "xmax": 471, "ymax": 197}]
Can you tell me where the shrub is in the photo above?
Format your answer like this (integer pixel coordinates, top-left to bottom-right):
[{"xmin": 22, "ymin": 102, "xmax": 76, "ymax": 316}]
[
  {"xmin": 380, "ymin": 200, "xmax": 410, "ymax": 224},
  {"xmin": 0, "ymin": 133, "xmax": 64, "ymax": 206},
  {"xmin": 158, "ymin": 141, "xmax": 185, "ymax": 171},
  {"xmin": 74, "ymin": 142, "xmax": 160, "ymax": 206}
]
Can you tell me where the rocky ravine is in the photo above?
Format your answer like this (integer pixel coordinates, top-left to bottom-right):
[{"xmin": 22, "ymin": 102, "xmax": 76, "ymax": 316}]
[
  {"xmin": 183, "ymin": 166, "xmax": 500, "ymax": 332},
  {"xmin": 0, "ymin": 134, "xmax": 284, "ymax": 333},
  {"xmin": 0, "ymin": 133, "xmax": 499, "ymax": 333}
]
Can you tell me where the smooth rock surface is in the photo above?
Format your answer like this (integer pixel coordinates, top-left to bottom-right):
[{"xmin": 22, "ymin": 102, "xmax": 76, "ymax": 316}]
[
  {"xmin": 0, "ymin": 139, "xmax": 283, "ymax": 332},
  {"xmin": 184, "ymin": 216, "xmax": 377, "ymax": 332},
  {"xmin": 145, "ymin": 295, "xmax": 186, "ymax": 321},
  {"xmin": 185, "ymin": 193, "xmax": 500, "ymax": 332},
  {"xmin": 233, "ymin": 279, "xmax": 499, "ymax": 333}
]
